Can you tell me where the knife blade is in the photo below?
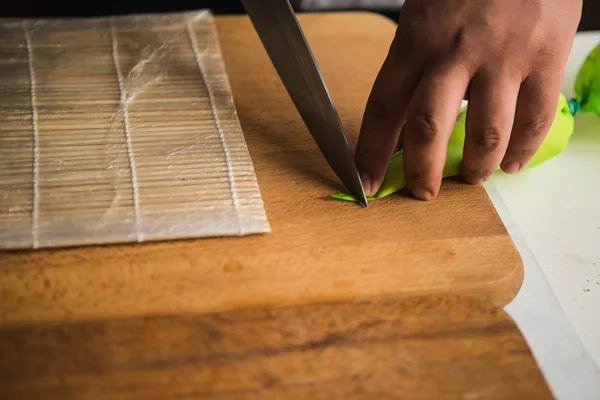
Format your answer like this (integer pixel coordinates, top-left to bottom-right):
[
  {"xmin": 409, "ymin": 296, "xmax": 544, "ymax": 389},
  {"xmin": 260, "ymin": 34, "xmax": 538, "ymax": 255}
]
[{"xmin": 240, "ymin": 0, "xmax": 368, "ymax": 207}]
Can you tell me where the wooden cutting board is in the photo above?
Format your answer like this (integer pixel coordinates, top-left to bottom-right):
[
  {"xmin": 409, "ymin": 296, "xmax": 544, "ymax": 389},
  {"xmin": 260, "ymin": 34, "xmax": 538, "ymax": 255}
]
[
  {"xmin": 0, "ymin": 295, "xmax": 552, "ymax": 399},
  {"xmin": 0, "ymin": 11, "xmax": 552, "ymax": 398},
  {"xmin": 0, "ymin": 12, "xmax": 523, "ymax": 327}
]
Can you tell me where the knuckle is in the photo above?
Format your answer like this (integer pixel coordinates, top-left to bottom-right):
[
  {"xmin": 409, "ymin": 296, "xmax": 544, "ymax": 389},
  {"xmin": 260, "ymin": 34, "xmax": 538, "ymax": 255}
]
[
  {"xmin": 520, "ymin": 114, "xmax": 553, "ymax": 138},
  {"xmin": 450, "ymin": 27, "xmax": 470, "ymax": 55},
  {"xmin": 406, "ymin": 170, "xmax": 435, "ymax": 189},
  {"xmin": 535, "ymin": 45, "xmax": 561, "ymax": 65},
  {"xmin": 356, "ymin": 143, "xmax": 386, "ymax": 168},
  {"xmin": 507, "ymin": 148, "xmax": 536, "ymax": 161},
  {"xmin": 355, "ymin": 145, "xmax": 375, "ymax": 164},
  {"xmin": 448, "ymin": 30, "xmax": 478, "ymax": 74},
  {"xmin": 475, "ymin": 127, "xmax": 504, "ymax": 153},
  {"xmin": 365, "ymin": 97, "xmax": 391, "ymax": 123},
  {"xmin": 409, "ymin": 113, "xmax": 443, "ymax": 145}
]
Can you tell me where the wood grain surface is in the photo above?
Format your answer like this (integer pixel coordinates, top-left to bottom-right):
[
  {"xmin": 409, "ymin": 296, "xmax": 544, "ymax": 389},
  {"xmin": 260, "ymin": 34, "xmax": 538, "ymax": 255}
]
[
  {"xmin": 0, "ymin": 295, "xmax": 552, "ymax": 399},
  {"xmin": 0, "ymin": 12, "xmax": 522, "ymax": 327}
]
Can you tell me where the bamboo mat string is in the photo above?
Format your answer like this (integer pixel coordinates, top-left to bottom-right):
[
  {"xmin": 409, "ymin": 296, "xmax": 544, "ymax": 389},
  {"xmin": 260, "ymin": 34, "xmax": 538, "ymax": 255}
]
[
  {"xmin": 187, "ymin": 17, "xmax": 241, "ymax": 234},
  {"xmin": 110, "ymin": 18, "xmax": 143, "ymax": 241},
  {"xmin": 21, "ymin": 20, "xmax": 40, "ymax": 249}
]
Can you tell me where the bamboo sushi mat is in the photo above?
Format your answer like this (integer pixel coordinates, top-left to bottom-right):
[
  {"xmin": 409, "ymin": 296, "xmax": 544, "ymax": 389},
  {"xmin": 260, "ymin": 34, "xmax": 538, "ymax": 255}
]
[{"xmin": 0, "ymin": 10, "xmax": 270, "ymax": 250}]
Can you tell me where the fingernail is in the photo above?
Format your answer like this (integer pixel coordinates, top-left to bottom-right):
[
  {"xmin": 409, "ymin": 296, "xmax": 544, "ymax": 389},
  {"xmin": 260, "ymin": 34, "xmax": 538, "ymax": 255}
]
[
  {"xmin": 502, "ymin": 161, "xmax": 521, "ymax": 174},
  {"xmin": 360, "ymin": 172, "xmax": 372, "ymax": 196},
  {"xmin": 411, "ymin": 187, "xmax": 433, "ymax": 201}
]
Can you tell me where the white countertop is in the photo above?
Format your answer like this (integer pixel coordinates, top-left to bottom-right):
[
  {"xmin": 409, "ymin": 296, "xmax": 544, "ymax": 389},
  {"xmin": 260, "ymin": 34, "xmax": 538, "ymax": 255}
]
[{"xmin": 485, "ymin": 31, "xmax": 600, "ymax": 399}]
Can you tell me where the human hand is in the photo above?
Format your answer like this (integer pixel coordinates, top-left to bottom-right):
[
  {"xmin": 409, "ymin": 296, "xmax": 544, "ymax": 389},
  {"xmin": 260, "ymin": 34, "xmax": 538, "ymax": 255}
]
[{"xmin": 354, "ymin": 0, "xmax": 582, "ymax": 200}]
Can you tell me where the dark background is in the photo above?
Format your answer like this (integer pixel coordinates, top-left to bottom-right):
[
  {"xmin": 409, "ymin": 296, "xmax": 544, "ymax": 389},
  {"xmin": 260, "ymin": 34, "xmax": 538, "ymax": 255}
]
[{"xmin": 1, "ymin": 0, "xmax": 599, "ymax": 31}]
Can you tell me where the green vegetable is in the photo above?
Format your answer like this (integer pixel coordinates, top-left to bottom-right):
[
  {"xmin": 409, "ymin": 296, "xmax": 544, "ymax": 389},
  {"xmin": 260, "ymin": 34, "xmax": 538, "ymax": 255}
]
[
  {"xmin": 333, "ymin": 41, "xmax": 600, "ymax": 203},
  {"xmin": 574, "ymin": 40, "xmax": 600, "ymax": 117}
]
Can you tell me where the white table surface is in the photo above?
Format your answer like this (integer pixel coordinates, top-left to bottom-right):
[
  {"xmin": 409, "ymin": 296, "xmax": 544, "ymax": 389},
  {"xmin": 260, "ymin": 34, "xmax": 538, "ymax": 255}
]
[{"xmin": 484, "ymin": 31, "xmax": 600, "ymax": 399}]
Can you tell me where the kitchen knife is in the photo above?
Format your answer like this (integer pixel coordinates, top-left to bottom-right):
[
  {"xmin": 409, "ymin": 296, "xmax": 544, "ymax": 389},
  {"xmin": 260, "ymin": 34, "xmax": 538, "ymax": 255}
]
[{"xmin": 240, "ymin": 0, "xmax": 368, "ymax": 207}]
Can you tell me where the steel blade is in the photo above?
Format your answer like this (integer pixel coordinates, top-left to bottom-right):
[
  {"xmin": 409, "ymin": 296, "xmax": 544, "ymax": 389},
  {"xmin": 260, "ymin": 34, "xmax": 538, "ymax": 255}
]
[{"xmin": 240, "ymin": 0, "xmax": 368, "ymax": 206}]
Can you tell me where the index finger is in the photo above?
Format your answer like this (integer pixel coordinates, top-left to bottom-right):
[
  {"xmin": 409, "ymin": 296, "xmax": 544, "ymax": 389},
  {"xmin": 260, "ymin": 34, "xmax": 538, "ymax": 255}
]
[{"xmin": 354, "ymin": 34, "xmax": 422, "ymax": 196}]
